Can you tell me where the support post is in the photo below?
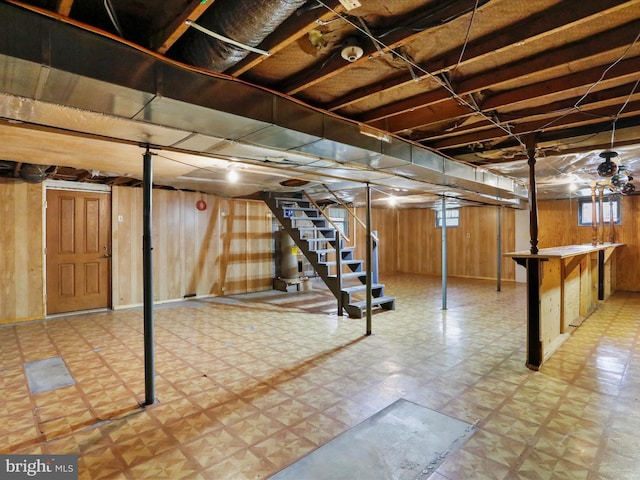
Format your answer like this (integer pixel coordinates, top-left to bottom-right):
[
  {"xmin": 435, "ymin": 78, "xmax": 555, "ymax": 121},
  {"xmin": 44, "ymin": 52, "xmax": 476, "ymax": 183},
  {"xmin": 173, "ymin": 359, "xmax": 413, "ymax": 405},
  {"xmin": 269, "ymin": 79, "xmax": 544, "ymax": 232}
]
[
  {"xmin": 441, "ymin": 196, "xmax": 447, "ymax": 310},
  {"xmin": 598, "ymin": 186, "xmax": 604, "ymax": 244},
  {"xmin": 598, "ymin": 250, "xmax": 605, "ymax": 301},
  {"xmin": 526, "ymin": 134, "xmax": 539, "ymax": 254},
  {"xmin": 591, "ymin": 183, "xmax": 597, "ymax": 245},
  {"xmin": 608, "ymin": 195, "xmax": 615, "ymax": 243},
  {"xmin": 496, "ymin": 205, "xmax": 502, "ymax": 292},
  {"xmin": 525, "ymin": 258, "xmax": 543, "ymax": 370},
  {"xmin": 525, "ymin": 134, "xmax": 542, "ymax": 370},
  {"xmin": 365, "ymin": 183, "xmax": 372, "ymax": 335},
  {"xmin": 336, "ymin": 233, "xmax": 343, "ymax": 316},
  {"xmin": 143, "ymin": 147, "xmax": 155, "ymax": 406}
]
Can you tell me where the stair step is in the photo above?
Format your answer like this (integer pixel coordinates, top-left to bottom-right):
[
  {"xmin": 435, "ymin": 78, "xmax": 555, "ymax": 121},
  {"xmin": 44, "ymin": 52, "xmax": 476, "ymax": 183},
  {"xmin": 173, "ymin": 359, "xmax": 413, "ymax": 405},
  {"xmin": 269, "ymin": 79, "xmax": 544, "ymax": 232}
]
[
  {"xmin": 342, "ymin": 283, "xmax": 384, "ymax": 294},
  {"xmin": 330, "ymin": 271, "xmax": 365, "ymax": 280},
  {"xmin": 297, "ymin": 227, "xmax": 334, "ymax": 233},
  {"xmin": 280, "ymin": 206, "xmax": 319, "ymax": 213},
  {"xmin": 313, "ymin": 247, "xmax": 355, "ymax": 255},
  {"xmin": 349, "ymin": 296, "xmax": 396, "ymax": 310},
  {"xmin": 319, "ymin": 260, "xmax": 363, "ymax": 267}
]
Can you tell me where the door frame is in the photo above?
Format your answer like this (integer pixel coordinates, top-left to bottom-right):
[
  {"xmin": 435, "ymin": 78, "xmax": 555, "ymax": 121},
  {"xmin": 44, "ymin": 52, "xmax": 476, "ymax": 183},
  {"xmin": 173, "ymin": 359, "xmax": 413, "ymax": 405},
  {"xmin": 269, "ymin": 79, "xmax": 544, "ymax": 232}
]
[{"xmin": 44, "ymin": 179, "xmax": 112, "ymax": 315}]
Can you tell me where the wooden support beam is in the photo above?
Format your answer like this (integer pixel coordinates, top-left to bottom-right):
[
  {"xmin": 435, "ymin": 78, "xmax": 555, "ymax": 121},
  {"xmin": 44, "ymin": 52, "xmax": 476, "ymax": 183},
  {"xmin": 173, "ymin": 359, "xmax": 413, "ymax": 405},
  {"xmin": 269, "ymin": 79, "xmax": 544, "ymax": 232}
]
[
  {"xmin": 153, "ymin": 0, "xmax": 216, "ymax": 54},
  {"xmin": 56, "ymin": 0, "xmax": 73, "ymax": 16}
]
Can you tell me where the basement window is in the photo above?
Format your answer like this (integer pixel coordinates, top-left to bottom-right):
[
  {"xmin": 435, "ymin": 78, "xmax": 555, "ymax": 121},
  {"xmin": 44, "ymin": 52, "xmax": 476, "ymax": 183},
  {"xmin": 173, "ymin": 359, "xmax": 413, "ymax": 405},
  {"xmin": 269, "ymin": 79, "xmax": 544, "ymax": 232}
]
[
  {"xmin": 436, "ymin": 208, "xmax": 460, "ymax": 228},
  {"xmin": 327, "ymin": 207, "xmax": 349, "ymax": 237},
  {"xmin": 578, "ymin": 196, "xmax": 621, "ymax": 226}
]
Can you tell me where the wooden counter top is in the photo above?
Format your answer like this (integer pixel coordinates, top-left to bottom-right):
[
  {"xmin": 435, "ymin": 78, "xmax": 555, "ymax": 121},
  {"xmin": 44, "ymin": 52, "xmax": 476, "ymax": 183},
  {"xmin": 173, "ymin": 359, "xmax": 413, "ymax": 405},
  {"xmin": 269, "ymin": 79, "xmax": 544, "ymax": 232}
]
[{"xmin": 504, "ymin": 243, "xmax": 623, "ymax": 259}]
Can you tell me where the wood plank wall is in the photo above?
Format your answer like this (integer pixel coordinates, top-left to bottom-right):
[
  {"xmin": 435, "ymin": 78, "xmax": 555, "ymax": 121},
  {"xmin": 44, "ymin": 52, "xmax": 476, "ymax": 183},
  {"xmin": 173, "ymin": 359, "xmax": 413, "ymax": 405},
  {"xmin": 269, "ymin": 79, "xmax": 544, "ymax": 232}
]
[
  {"xmin": 355, "ymin": 205, "xmax": 516, "ymax": 281},
  {"xmin": 538, "ymin": 196, "xmax": 640, "ymax": 292},
  {"xmin": 112, "ymin": 187, "xmax": 274, "ymax": 307},
  {"xmin": 0, "ymin": 182, "xmax": 45, "ymax": 324},
  {"xmin": 0, "ymin": 183, "xmax": 273, "ymax": 324}
]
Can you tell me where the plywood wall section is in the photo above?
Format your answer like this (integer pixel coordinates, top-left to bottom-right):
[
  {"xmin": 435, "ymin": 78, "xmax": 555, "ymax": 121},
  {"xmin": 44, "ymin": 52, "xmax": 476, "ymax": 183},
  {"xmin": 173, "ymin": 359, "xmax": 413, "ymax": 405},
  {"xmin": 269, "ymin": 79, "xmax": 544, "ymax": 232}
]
[
  {"xmin": 352, "ymin": 206, "xmax": 399, "ymax": 274},
  {"xmin": 350, "ymin": 205, "xmax": 515, "ymax": 280},
  {"xmin": 385, "ymin": 205, "xmax": 516, "ymax": 280},
  {"xmin": 538, "ymin": 196, "xmax": 640, "ymax": 292},
  {"xmin": 112, "ymin": 187, "xmax": 273, "ymax": 307},
  {"xmin": 0, "ymin": 182, "xmax": 45, "ymax": 324}
]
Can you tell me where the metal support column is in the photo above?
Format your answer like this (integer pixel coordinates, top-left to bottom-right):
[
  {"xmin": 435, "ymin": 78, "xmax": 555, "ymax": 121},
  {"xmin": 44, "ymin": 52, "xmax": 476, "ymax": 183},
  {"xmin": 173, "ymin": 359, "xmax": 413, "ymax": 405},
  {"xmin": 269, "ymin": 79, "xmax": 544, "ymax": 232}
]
[
  {"xmin": 143, "ymin": 147, "xmax": 155, "ymax": 406},
  {"xmin": 441, "ymin": 196, "xmax": 447, "ymax": 310},
  {"xmin": 336, "ymin": 233, "xmax": 343, "ymax": 316},
  {"xmin": 497, "ymin": 205, "xmax": 502, "ymax": 292},
  {"xmin": 365, "ymin": 183, "xmax": 372, "ymax": 335}
]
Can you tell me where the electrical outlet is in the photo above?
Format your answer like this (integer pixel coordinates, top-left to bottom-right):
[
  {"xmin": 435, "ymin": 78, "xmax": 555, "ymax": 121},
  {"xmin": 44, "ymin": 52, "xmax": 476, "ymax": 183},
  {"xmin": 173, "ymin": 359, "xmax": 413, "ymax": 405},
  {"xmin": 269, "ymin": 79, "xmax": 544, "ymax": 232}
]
[{"xmin": 338, "ymin": 0, "xmax": 361, "ymax": 11}]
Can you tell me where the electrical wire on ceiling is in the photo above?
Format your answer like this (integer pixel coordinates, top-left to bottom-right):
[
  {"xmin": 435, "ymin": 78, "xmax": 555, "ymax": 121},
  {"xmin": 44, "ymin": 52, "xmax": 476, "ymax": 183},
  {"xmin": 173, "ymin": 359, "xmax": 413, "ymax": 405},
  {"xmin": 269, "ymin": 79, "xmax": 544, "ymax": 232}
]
[
  {"xmin": 314, "ymin": 0, "xmax": 526, "ymax": 151},
  {"xmin": 609, "ymin": 77, "xmax": 640, "ymax": 149},
  {"xmin": 453, "ymin": 0, "xmax": 480, "ymax": 70},
  {"xmin": 103, "ymin": 0, "xmax": 123, "ymax": 37},
  {"xmin": 537, "ymin": 28, "xmax": 640, "ymax": 133}
]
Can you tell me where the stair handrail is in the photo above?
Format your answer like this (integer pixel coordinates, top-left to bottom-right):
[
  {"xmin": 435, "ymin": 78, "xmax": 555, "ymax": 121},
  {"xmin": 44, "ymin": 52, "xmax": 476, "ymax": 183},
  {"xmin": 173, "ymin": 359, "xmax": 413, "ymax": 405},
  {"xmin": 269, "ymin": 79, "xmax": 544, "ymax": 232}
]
[
  {"xmin": 302, "ymin": 191, "xmax": 350, "ymax": 243},
  {"xmin": 320, "ymin": 185, "xmax": 379, "ymax": 243},
  {"xmin": 302, "ymin": 191, "xmax": 345, "ymax": 315}
]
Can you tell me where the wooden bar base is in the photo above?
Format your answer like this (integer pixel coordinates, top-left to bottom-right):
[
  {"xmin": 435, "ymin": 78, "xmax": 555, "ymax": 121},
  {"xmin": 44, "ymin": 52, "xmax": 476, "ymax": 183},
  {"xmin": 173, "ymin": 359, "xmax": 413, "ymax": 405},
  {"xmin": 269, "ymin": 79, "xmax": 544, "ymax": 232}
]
[{"xmin": 505, "ymin": 244, "xmax": 622, "ymax": 370}]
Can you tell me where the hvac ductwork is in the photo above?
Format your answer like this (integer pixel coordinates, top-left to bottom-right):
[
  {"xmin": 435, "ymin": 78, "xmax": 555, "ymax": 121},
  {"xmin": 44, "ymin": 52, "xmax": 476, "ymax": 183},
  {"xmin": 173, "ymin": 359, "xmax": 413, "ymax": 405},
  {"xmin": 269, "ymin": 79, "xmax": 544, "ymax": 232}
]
[
  {"xmin": 0, "ymin": 2, "xmax": 528, "ymax": 205},
  {"xmin": 180, "ymin": 0, "xmax": 308, "ymax": 72}
]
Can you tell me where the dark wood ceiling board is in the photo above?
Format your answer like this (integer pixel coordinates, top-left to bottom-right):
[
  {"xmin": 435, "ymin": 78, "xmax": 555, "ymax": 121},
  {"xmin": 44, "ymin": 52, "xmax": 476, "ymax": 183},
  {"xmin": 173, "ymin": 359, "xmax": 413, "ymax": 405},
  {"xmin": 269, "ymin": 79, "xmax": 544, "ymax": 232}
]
[
  {"xmin": 362, "ymin": 23, "xmax": 640, "ymax": 125},
  {"xmin": 372, "ymin": 100, "xmax": 473, "ymax": 133},
  {"xmin": 280, "ymin": 0, "xmax": 485, "ymax": 95},
  {"xmin": 153, "ymin": 0, "xmax": 216, "ymax": 53},
  {"xmin": 323, "ymin": 0, "xmax": 638, "ymax": 114},
  {"xmin": 482, "ymin": 56, "xmax": 640, "ymax": 112},
  {"xmin": 379, "ymin": 72, "xmax": 640, "ymax": 137},
  {"xmin": 426, "ymin": 100, "xmax": 640, "ymax": 150}
]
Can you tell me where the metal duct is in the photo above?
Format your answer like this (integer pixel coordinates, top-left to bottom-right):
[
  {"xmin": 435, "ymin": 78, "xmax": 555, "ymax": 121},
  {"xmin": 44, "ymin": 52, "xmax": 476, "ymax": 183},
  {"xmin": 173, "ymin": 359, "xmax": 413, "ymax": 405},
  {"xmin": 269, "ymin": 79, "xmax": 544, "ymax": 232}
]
[
  {"xmin": 180, "ymin": 0, "xmax": 308, "ymax": 72},
  {"xmin": 0, "ymin": 2, "xmax": 528, "ymax": 205},
  {"xmin": 19, "ymin": 163, "xmax": 52, "ymax": 183}
]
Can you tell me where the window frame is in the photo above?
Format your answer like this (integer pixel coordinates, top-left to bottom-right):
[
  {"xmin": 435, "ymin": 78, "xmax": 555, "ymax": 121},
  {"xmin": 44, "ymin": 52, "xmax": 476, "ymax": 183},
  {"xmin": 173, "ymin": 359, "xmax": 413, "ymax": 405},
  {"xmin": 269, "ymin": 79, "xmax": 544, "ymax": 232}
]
[
  {"xmin": 436, "ymin": 207, "xmax": 460, "ymax": 228},
  {"xmin": 577, "ymin": 195, "xmax": 622, "ymax": 226}
]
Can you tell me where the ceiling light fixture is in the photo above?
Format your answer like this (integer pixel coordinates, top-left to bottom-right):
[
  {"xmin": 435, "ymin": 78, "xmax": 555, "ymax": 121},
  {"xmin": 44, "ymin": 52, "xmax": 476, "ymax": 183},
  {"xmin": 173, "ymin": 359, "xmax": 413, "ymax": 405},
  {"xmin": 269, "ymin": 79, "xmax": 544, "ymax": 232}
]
[{"xmin": 341, "ymin": 37, "xmax": 364, "ymax": 62}]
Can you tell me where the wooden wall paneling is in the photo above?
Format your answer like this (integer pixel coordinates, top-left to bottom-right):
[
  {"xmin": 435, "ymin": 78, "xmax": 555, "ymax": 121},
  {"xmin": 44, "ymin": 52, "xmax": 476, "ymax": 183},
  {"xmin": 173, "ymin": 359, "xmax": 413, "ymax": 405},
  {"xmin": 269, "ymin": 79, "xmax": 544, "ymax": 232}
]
[
  {"xmin": 538, "ymin": 197, "xmax": 639, "ymax": 292},
  {"xmin": 112, "ymin": 186, "xmax": 143, "ymax": 308},
  {"xmin": 395, "ymin": 208, "xmax": 439, "ymax": 275},
  {"xmin": 500, "ymin": 208, "xmax": 516, "ymax": 281},
  {"xmin": 219, "ymin": 199, "xmax": 247, "ymax": 295},
  {"xmin": 156, "ymin": 189, "xmax": 184, "ymax": 301},
  {"xmin": 615, "ymin": 195, "xmax": 639, "ymax": 291},
  {"xmin": 0, "ymin": 182, "xmax": 45, "ymax": 324},
  {"xmin": 246, "ymin": 201, "xmax": 273, "ymax": 291},
  {"xmin": 179, "ymin": 190, "xmax": 223, "ymax": 298},
  {"xmin": 192, "ymin": 193, "xmax": 222, "ymax": 297}
]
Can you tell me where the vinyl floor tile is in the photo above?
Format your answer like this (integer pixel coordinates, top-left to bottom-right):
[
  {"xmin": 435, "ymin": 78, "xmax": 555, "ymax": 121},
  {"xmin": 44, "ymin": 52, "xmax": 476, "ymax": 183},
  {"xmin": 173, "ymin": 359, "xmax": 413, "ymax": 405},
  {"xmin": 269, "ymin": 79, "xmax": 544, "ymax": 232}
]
[{"xmin": 1, "ymin": 275, "xmax": 640, "ymax": 479}]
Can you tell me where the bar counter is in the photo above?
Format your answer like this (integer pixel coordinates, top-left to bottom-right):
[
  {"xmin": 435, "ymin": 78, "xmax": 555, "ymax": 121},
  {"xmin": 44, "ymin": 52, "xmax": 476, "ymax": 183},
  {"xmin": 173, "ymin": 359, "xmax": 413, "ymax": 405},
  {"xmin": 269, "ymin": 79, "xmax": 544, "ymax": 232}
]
[{"xmin": 504, "ymin": 243, "xmax": 622, "ymax": 370}]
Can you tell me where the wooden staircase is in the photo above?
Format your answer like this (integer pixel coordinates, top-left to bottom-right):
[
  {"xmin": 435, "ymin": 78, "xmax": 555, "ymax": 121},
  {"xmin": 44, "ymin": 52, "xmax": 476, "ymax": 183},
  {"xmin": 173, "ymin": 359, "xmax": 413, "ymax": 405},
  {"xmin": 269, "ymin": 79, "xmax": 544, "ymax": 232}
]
[{"xmin": 263, "ymin": 192, "xmax": 395, "ymax": 318}]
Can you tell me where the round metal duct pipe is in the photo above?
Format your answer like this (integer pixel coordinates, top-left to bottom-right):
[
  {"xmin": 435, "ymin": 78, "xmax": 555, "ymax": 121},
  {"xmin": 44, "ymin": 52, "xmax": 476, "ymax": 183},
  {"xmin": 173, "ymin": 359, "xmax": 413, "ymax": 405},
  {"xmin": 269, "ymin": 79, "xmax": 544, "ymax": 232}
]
[{"xmin": 180, "ymin": 0, "xmax": 308, "ymax": 72}]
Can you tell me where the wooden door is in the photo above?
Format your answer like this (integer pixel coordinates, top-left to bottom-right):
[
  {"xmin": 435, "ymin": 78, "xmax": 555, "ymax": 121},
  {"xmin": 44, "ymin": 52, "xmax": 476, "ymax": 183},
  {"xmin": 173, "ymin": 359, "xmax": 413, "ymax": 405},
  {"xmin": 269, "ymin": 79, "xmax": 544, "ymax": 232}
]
[{"xmin": 46, "ymin": 189, "xmax": 111, "ymax": 314}]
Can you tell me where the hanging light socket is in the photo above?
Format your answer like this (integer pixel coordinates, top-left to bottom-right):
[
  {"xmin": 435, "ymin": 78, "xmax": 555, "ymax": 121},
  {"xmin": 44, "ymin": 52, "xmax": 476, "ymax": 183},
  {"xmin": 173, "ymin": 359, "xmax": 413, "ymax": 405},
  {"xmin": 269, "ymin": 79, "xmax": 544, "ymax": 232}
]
[
  {"xmin": 341, "ymin": 37, "xmax": 364, "ymax": 62},
  {"xmin": 597, "ymin": 150, "xmax": 618, "ymax": 177}
]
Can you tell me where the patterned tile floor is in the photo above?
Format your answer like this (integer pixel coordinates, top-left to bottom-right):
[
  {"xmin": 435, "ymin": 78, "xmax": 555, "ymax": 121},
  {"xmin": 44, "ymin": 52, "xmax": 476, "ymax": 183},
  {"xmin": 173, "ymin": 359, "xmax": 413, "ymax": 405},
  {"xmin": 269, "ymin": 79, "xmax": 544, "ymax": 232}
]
[{"xmin": 1, "ymin": 274, "xmax": 640, "ymax": 479}]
